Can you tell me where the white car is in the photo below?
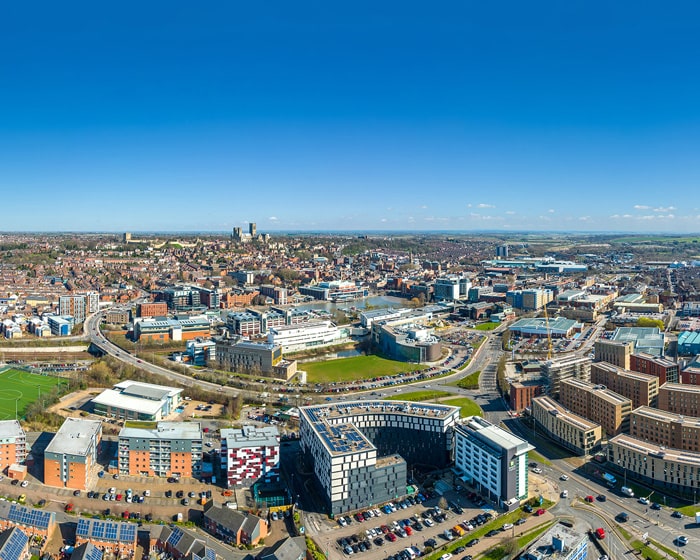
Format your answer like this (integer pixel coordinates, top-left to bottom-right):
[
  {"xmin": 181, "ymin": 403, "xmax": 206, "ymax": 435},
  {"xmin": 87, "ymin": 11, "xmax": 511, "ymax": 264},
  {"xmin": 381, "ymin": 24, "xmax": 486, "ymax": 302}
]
[
  {"xmin": 20, "ymin": 481, "xmax": 28, "ymax": 488},
  {"xmin": 638, "ymin": 497, "xmax": 650, "ymax": 505},
  {"xmin": 440, "ymin": 555, "xmax": 452, "ymax": 560},
  {"xmin": 559, "ymin": 474, "xmax": 569, "ymax": 481},
  {"xmin": 532, "ymin": 468, "xmax": 543, "ymax": 474},
  {"xmin": 502, "ymin": 523, "xmax": 513, "ymax": 530}
]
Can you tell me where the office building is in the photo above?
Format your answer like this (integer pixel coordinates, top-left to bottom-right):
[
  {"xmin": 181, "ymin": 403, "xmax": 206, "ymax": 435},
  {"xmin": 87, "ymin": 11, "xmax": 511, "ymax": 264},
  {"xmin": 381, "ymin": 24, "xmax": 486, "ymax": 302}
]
[
  {"xmin": 630, "ymin": 353, "xmax": 679, "ymax": 384},
  {"xmin": 300, "ymin": 400, "xmax": 459, "ymax": 515},
  {"xmin": 594, "ymin": 339, "xmax": 632, "ymax": 369},
  {"xmin": 260, "ymin": 285, "xmax": 288, "ymax": 305},
  {"xmin": 522, "ymin": 524, "xmax": 587, "ymax": 560},
  {"xmin": 590, "ymin": 362, "xmax": 658, "ymax": 408},
  {"xmin": 92, "ymin": 380, "xmax": 183, "ymax": 421},
  {"xmin": 220, "ymin": 426, "xmax": 280, "ymax": 488},
  {"xmin": 268, "ymin": 321, "xmax": 348, "ymax": 353},
  {"xmin": 118, "ymin": 422, "xmax": 203, "ymax": 478},
  {"xmin": 155, "ymin": 286, "xmax": 204, "ymax": 313},
  {"xmin": 47, "ymin": 315, "xmax": 72, "ymax": 336},
  {"xmin": 434, "ymin": 276, "xmax": 469, "ymax": 301},
  {"xmin": 197, "ymin": 287, "xmax": 220, "ymax": 310},
  {"xmin": 509, "ymin": 317, "xmax": 580, "ymax": 339},
  {"xmin": 0, "ymin": 421, "xmax": 26, "ymax": 474},
  {"xmin": 506, "ymin": 289, "xmax": 554, "ymax": 311},
  {"xmin": 453, "ymin": 417, "xmax": 534, "ymax": 510},
  {"xmin": 44, "ymin": 418, "xmax": 102, "ymax": 491},
  {"xmin": 184, "ymin": 339, "xmax": 216, "ymax": 366},
  {"xmin": 609, "ymin": 433, "xmax": 700, "ymax": 498},
  {"xmin": 531, "ymin": 396, "xmax": 602, "ymax": 456},
  {"xmin": 540, "ymin": 355, "xmax": 591, "ymax": 398},
  {"xmin": 136, "ymin": 301, "xmax": 168, "ymax": 318},
  {"xmin": 216, "ymin": 339, "xmax": 297, "ymax": 380},
  {"xmin": 559, "ymin": 378, "xmax": 631, "ymax": 437},
  {"xmin": 134, "ymin": 316, "xmax": 210, "ymax": 342},
  {"xmin": 59, "ymin": 295, "xmax": 87, "ymax": 324},
  {"xmin": 658, "ymin": 383, "xmax": 700, "ymax": 416},
  {"xmin": 104, "ymin": 308, "xmax": 131, "ymax": 325},
  {"xmin": 630, "ymin": 406, "xmax": 700, "ymax": 453},
  {"xmin": 299, "ymin": 281, "xmax": 367, "ymax": 302}
]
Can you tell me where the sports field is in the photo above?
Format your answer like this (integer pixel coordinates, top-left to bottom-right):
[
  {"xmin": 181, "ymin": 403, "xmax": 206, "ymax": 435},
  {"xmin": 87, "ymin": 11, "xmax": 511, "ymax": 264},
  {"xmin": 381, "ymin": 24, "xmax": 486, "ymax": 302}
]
[
  {"xmin": 0, "ymin": 368, "xmax": 64, "ymax": 420},
  {"xmin": 303, "ymin": 355, "xmax": 427, "ymax": 384}
]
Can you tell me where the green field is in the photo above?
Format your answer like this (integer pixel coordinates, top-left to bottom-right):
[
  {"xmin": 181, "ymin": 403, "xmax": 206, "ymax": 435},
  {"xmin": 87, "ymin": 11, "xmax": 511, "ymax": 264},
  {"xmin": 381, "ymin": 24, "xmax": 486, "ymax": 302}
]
[
  {"xmin": 441, "ymin": 396, "xmax": 483, "ymax": 417},
  {"xmin": 0, "ymin": 368, "xmax": 64, "ymax": 420},
  {"xmin": 386, "ymin": 390, "xmax": 452, "ymax": 402},
  {"xmin": 474, "ymin": 322, "xmax": 499, "ymax": 331},
  {"xmin": 303, "ymin": 355, "xmax": 427, "ymax": 383}
]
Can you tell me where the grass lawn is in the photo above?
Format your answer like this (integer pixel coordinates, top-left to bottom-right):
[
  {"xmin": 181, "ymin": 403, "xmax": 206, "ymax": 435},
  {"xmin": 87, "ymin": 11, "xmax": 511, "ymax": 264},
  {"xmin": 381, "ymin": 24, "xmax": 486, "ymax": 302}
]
[
  {"xmin": 647, "ymin": 538, "xmax": 684, "ymax": 560},
  {"xmin": 386, "ymin": 391, "xmax": 452, "ymax": 402},
  {"xmin": 631, "ymin": 540, "xmax": 665, "ymax": 560},
  {"xmin": 675, "ymin": 503, "xmax": 700, "ymax": 517},
  {"xmin": 124, "ymin": 421, "xmax": 158, "ymax": 429},
  {"xmin": 528, "ymin": 450, "xmax": 551, "ymax": 466},
  {"xmin": 0, "ymin": 368, "xmax": 64, "ymax": 420},
  {"xmin": 449, "ymin": 370, "xmax": 480, "ymax": 389},
  {"xmin": 303, "ymin": 355, "xmax": 427, "ymax": 384},
  {"xmin": 517, "ymin": 522, "xmax": 554, "ymax": 547},
  {"xmin": 442, "ymin": 396, "xmax": 483, "ymax": 417},
  {"xmin": 474, "ymin": 322, "xmax": 499, "ymax": 331}
]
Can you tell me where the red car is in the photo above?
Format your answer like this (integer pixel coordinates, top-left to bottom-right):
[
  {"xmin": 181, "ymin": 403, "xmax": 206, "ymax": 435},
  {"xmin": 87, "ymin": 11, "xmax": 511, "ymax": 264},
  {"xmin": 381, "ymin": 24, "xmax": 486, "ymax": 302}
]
[
  {"xmin": 116, "ymin": 494, "xmax": 123, "ymax": 501},
  {"xmin": 386, "ymin": 533, "xmax": 397, "ymax": 542},
  {"xmin": 64, "ymin": 503, "xmax": 74, "ymax": 513},
  {"xmin": 595, "ymin": 528, "xmax": 605, "ymax": 539},
  {"xmin": 536, "ymin": 508, "xmax": 545, "ymax": 516},
  {"xmin": 585, "ymin": 495, "xmax": 594, "ymax": 503}
]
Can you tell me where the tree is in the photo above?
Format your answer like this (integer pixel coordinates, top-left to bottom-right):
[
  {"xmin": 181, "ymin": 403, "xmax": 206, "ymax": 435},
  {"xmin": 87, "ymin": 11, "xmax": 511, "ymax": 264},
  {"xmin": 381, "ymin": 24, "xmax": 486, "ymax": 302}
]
[
  {"xmin": 636, "ymin": 317, "xmax": 664, "ymax": 330},
  {"xmin": 438, "ymin": 496, "xmax": 448, "ymax": 511}
]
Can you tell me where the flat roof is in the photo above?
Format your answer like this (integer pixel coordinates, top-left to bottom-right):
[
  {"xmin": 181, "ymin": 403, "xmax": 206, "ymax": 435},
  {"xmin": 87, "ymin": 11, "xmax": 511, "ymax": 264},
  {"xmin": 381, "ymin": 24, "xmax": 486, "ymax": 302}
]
[
  {"xmin": 221, "ymin": 425, "xmax": 279, "ymax": 449},
  {"xmin": 0, "ymin": 420, "xmax": 24, "ymax": 440},
  {"xmin": 45, "ymin": 418, "xmax": 101, "ymax": 457},
  {"xmin": 632, "ymin": 406, "xmax": 700, "ymax": 428},
  {"xmin": 113, "ymin": 380, "xmax": 182, "ymax": 397},
  {"xmin": 610, "ymin": 433, "xmax": 700, "ymax": 467},
  {"xmin": 660, "ymin": 382, "xmax": 700, "ymax": 394},
  {"xmin": 300, "ymin": 400, "xmax": 459, "ymax": 456},
  {"xmin": 561, "ymin": 378, "xmax": 631, "ymax": 406},
  {"xmin": 92, "ymin": 389, "xmax": 165, "ymax": 415},
  {"xmin": 458, "ymin": 416, "xmax": 534, "ymax": 454},
  {"xmin": 120, "ymin": 421, "xmax": 202, "ymax": 440}
]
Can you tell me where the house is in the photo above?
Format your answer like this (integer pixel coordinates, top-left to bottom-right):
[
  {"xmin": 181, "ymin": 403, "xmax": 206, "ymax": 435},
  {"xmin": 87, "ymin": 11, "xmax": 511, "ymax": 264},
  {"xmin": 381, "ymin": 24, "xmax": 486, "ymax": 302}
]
[
  {"xmin": 150, "ymin": 525, "xmax": 217, "ymax": 560},
  {"xmin": 202, "ymin": 501, "xmax": 267, "ymax": 546},
  {"xmin": 259, "ymin": 536, "xmax": 306, "ymax": 560}
]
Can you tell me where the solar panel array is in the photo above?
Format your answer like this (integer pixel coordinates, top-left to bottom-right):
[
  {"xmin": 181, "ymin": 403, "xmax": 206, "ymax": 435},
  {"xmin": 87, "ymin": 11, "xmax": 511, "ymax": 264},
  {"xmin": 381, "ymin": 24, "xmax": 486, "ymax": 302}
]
[
  {"xmin": 76, "ymin": 518, "xmax": 137, "ymax": 543},
  {"xmin": 167, "ymin": 527, "xmax": 185, "ymax": 548},
  {"xmin": 0, "ymin": 528, "xmax": 28, "ymax": 560},
  {"xmin": 7, "ymin": 505, "xmax": 53, "ymax": 530},
  {"xmin": 82, "ymin": 544, "xmax": 104, "ymax": 560}
]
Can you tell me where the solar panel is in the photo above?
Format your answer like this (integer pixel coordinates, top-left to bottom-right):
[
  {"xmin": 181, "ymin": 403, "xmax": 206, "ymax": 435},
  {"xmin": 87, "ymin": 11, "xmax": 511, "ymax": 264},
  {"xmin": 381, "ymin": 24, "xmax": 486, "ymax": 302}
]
[
  {"xmin": 104, "ymin": 523, "xmax": 118, "ymax": 541},
  {"xmin": 120, "ymin": 523, "xmax": 136, "ymax": 542},
  {"xmin": 84, "ymin": 544, "xmax": 104, "ymax": 560},
  {"xmin": 92, "ymin": 521, "xmax": 106, "ymax": 540},
  {"xmin": 8, "ymin": 505, "xmax": 53, "ymax": 530},
  {"xmin": 168, "ymin": 528, "xmax": 185, "ymax": 547},
  {"xmin": 76, "ymin": 518, "xmax": 90, "ymax": 537},
  {"xmin": 0, "ymin": 528, "xmax": 28, "ymax": 560}
]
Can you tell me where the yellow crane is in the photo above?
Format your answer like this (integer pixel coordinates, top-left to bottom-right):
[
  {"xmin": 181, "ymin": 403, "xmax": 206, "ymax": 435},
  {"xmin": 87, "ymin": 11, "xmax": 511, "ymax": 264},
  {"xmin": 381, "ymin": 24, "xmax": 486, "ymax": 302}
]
[{"xmin": 542, "ymin": 301, "xmax": 553, "ymax": 360}]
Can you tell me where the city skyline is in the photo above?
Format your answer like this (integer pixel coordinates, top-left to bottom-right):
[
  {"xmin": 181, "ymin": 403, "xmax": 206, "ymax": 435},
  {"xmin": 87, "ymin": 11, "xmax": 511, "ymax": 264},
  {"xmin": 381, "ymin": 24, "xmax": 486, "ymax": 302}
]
[{"xmin": 2, "ymin": 2, "xmax": 700, "ymax": 233}]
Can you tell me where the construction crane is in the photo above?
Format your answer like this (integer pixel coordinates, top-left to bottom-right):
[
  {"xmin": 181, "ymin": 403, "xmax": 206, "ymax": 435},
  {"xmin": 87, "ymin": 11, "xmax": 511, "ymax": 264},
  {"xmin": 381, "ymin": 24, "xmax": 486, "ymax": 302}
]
[{"xmin": 542, "ymin": 300, "xmax": 553, "ymax": 360}]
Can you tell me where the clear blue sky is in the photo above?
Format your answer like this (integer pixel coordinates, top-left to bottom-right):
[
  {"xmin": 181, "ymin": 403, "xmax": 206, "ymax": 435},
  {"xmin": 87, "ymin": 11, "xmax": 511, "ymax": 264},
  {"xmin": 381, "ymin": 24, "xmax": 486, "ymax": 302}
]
[{"xmin": 2, "ymin": 1, "xmax": 700, "ymax": 233}]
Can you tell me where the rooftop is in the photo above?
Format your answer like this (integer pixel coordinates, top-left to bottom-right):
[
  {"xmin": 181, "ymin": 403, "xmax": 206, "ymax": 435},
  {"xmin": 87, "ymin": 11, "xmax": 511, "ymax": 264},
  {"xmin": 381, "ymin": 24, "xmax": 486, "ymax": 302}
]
[
  {"xmin": 45, "ymin": 418, "xmax": 101, "ymax": 457},
  {"xmin": 660, "ymin": 382, "xmax": 700, "ymax": 394},
  {"xmin": 532, "ymin": 396, "xmax": 601, "ymax": 432},
  {"xmin": 120, "ymin": 421, "xmax": 202, "ymax": 441},
  {"xmin": 610, "ymin": 433, "xmax": 700, "ymax": 467},
  {"xmin": 221, "ymin": 425, "xmax": 280, "ymax": 449},
  {"xmin": 0, "ymin": 420, "xmax": 24, "ymax": 440},
  {"xmin": 457, "ymin": 416, "xmax": 534, "ymax": 455}
]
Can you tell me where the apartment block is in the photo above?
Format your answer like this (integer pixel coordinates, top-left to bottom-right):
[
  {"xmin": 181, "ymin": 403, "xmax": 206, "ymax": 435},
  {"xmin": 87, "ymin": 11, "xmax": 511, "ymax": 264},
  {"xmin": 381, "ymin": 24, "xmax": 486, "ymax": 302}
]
[
  {"xmin": 59, "ymin": 295, "xmax": 87, "ymax": 324},
  {"xmin": 630, "ymin": 406, "xmax": 700, "ymax": 452},
  {"xmin": 0, "ymin": 421, "xmax": 26, "ymax": 474},
  {"xmin": 531, "ymin": 396, "xmax": 602, "ymax": 456},
  {"xmin": 658, "ymin": 383, "xmax": 700, "ymax": 416},
  {"xmin": 590, "ymin": 361, "xmax": 658, "ymax": 408},
  {"xmin": 509, "ymin": 380, "xmax": 546, "ymax": 412},
  {"xmin": 540, "ymin": 355, "xmax": 591, "ymax": 398},
  {"xmin": 44, "ymin": 418, "xmax": 102, "ymax": 491},
  {"xmin": 609, "ymin": 433, "xmax": 700, "ymax": 497},
  {"xmin": 559, "ymin": 378, "xmax": 632, "ymax": 437},
  {"xmin": 220, "ymin": 426, "xmax": 280, "ymax": 488},
  {"xmin": 630, "ymin": 352, "xmax": 679, "ymax": 384},
  {"xmin": 594, "ymin": 339, "xmax": 632, "ymax": 369},
  {"xmin": 136, "ymin": 302, "xmax": 168, "ymax": 318},
  {"xmin": 118, "ymin": 422, "xmax": 203, "ymax": 478}
]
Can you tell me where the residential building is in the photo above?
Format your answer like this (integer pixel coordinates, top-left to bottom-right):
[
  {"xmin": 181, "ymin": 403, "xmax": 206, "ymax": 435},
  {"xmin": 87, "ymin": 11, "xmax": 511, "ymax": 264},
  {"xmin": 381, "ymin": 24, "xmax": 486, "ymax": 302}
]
[
  {"xmin": 540, "ymin": 355, "xmax": 591, "ymax": 398},
  {"xmin": 590, "ymin": 362, "xmax": 658, "ymax": 408},
  {"xmin": 658, "ymin": 383, "xmax": 700, "ymax": 416},
  {"xmin": 0, "ymin": 503, "xmax": 56, "ymax": 553},
  {"xmin": 104, "ymin": 308, "xmax": 131, "ymax": 325},
  {"xmin": 137, "ymin": 302, "xmax": 168, "ymax": 318},
  {"xmin": 453, "ymin": 416, "xmax": 534, "ymax": 510},
  {"xmin": 75, "ymin": 518, "xmax": 137, "ymax": 558},
  {"xmin": 509, "ymin": 380, "xmax": 546, "ymax": 412},
  {"xmin": 70, "ymin": 542, "xmax": 103, "ymax": 560},
  {"xmin": 300, "ymin": 400, "xmax": 459, "ymax": 515},
  {"xmin": 531, "ymin": 396, "xmax": 602, "ymax": 456},
  {"xmin": 59, "ymin": 295, "xmax": 87, "ymax": 324},
  {"xmin": 681, "ymin": 357, "xmax": 700, "ymax": 385},
  {"xmin": 0, "ymin": 421, "xmax": 27, "ymax": 474},
  {"xmin": 594, "ymin": 339, "xmax": 633, "ymax": 369},
  {"xmin": 118, "ymin": 422, "xmax": 203, "ymax": 478},
  {"xmin": 506, "ymin": 289, "xmax": 553, "ymax": 311},
  {"xmin": 92, "ymin": 380, "xmax": 183, "ymax": 421},
  {"xmin": 0, "ymin": 527, "xmax": 28, "ymax": 560},
  {"xmin": 630, "ymin": 352, "xmax": 679, "ymax": 384},
  {"xmin": 202, "ymin": 501, "xmax": 268, "ymax": 546},
  {"xmin": 630, "ymin": 406, "xmax": 700, "ymax": 453},
  {"xmin": 260, "ymin": 537, "xmax": 306, "ymax": 560},
  {"xmin": 609, "ymin": 433, "xmax": 700, "ymax": 498},
  {"xmin": 220, "ymin": 425, "xmax": 280, "ymax": 488},
  {"xmin": 260, "ymin": 285, "xmax": 288, "ymax": 305},
  {"xmin": 522, "ymin": 524, "xmax": 587, "ymax": 560},
  {"xmin": 150, "ymin": 525, "xmax": 217, "ymax": 560},
  {"xmin": 44, "ymin": 418, "xmax": 102, "ymax": 491},
  {"xmin": 559, "ymin": 378, "xmax": 632, "ymax": 437}
]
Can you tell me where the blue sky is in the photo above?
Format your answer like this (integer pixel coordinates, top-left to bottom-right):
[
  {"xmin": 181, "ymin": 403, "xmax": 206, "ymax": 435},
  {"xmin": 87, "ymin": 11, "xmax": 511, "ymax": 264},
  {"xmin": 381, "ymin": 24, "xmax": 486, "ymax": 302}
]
[{"xmin": 2, "ymin": 1, "xmax": 700, "ymax": 233}]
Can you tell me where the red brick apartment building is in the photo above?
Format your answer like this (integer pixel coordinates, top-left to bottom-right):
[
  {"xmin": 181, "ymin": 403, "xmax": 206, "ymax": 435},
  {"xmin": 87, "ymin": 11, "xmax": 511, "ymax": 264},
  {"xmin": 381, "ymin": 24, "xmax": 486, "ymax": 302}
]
[{"xmin": 630, "ymin": 352, "xmax": 679, "ymax": 384}]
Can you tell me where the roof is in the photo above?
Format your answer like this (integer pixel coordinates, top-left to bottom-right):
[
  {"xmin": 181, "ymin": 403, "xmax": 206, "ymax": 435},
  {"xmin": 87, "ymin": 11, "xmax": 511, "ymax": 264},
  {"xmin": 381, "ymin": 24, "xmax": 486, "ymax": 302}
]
[
  {"xmin": 120, "ymin": 421, "xmax": 202, "ymax": 441},
  {"xmin": 75, "ymin": 518, "xmax": 137, "ymax": 543},
  {"xmin": 113, "ymin": 380, "xmax": 182, "ymax": 398},
  {"xmin": 70, "ymin": 542, "xmax": 103, "ymax": 560},
  {"xmin": 203, "ymin": 501, "xmax": 264, "ymax": 533},
  {"xmin": 532, "ymin": 396, "xmax": 601, "ymax": 432},
  {"xmin": 457, "ymin": 416, "xmax": 534, "ymax": 455},
  {"xmin": 92, "ymin": 389, "xmax": 165, "ymax": 415},
  {"xmin": 0, "ymin": 527, "xmax": 28, "ymax": 560},
  {"xmin": 0, "ymin": 502, "xmax": 55, "ymax": 530},
  {"xmin": 610, "ymin": 433, "xmax": 700, "ymax": 467},
  {"xmin": 0, "ymin": 420, "xmax": 24, "ymax": 441},
  {"xmin": 222, "ymin": 425, "xmax": 279, "ymax": 449},
  {"xmin": 260, "ymin": 536, "xmax": 306, "ymax": 560},
  {"xmin": 45, "ymin": 418, "xmax": 101, "ymax": 457}
]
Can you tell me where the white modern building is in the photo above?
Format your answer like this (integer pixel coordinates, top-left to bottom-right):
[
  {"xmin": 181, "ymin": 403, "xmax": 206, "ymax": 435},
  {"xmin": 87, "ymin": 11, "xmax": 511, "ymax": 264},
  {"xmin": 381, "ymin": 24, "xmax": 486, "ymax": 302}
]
[
  {"xmin": 453, "ymin": 416, "xmax": 534, "ymax": 510},
  {"xmin": 220, "ymin": 425, "xmax": 280, "ymax": 488},
  {"xmin": 267, "ymin": 320, "xmax": 349, "ymax": 353},
  {"xmin": 91, "ymin": 381, "xmax": 183, "ymax": 421}
]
